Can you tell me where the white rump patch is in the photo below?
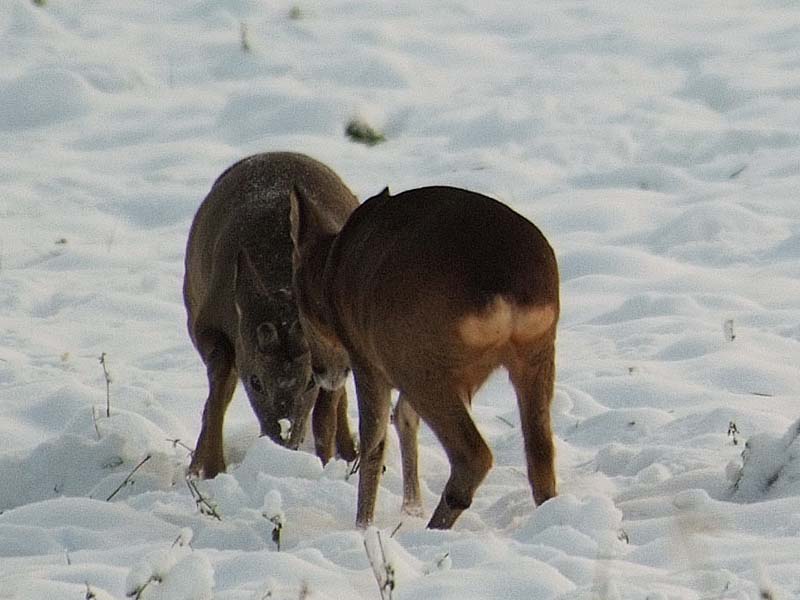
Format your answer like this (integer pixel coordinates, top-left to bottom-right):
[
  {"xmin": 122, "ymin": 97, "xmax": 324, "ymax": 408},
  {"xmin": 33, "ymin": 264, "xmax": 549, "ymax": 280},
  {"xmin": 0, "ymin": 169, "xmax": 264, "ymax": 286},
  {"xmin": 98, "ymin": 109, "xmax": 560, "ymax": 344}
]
[{"xmin": 458, "ymin": 299, "xmax": 556, "ymax": 347}]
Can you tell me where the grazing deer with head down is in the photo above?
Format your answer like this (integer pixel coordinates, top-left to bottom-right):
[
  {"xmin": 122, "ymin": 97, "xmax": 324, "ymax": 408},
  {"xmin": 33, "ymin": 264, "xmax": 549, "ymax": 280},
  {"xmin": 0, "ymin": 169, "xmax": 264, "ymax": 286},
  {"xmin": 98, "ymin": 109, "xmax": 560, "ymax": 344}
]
[
  {"xmin": 290, "ymin": 185, "xmax": 559, "ymax": 529},
  {"xmin": 184, "ymin": 152, "xmax": 359, "ymax": 478}
]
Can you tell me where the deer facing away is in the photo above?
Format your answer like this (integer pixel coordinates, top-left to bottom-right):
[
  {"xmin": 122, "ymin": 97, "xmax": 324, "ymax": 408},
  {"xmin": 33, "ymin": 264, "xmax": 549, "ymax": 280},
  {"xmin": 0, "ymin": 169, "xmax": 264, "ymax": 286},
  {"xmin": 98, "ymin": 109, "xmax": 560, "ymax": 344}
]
[
  {"xmin": 289, "ymin": 185, "xmax": 559, "ymax": 529},
  {"xmin": 184, "ymin": 152, "xmax": 359, "ymax": 478}
]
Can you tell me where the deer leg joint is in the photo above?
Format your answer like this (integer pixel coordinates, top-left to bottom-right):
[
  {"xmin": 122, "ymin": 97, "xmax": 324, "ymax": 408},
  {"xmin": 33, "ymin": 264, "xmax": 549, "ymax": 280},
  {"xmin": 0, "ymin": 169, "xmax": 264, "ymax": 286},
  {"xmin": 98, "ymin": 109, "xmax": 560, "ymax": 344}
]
[{"xmin": 444, "ymin": 491, "xmax": 472, "ymax": 511}]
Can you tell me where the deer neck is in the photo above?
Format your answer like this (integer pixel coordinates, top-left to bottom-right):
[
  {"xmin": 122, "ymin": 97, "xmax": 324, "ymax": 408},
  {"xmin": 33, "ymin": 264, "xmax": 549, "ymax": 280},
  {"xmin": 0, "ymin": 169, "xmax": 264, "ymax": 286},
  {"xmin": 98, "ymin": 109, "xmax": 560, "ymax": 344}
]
[{"xmin": 299, "ymin": 232, "xmax": 338, "ymax": 324}]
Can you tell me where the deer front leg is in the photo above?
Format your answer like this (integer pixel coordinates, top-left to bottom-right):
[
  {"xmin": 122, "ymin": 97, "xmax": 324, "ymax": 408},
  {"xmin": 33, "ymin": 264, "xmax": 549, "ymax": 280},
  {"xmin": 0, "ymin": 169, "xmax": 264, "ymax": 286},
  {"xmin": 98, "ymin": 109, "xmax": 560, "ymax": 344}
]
[
  {"xmin": 509, "ymin": 345, "xmax": 557, "ymax": 505},
  {"xmin": 312, "ymin": 387, "xmax": 357, "ymax": 464},
  {"xmin": 394, "ymin": 393, "xmax": 423, "ymax": 517},
  {"xmin": 312, "ymin": 387, "xmax": 337, "ymax": 465},
  {"xmin": 189, "ymin": 331, "xmax": 237, "ymax": 479},
  {"xmin": 353, "ymin": 365, "xmax": 392, "ymax": 528}
]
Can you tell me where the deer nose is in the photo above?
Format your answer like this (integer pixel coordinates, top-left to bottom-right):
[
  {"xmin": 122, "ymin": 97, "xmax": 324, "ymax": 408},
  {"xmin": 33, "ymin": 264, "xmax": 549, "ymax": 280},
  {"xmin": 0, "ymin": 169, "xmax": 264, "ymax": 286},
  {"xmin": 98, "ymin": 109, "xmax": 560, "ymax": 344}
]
[{"xmin": 276, "ymin": 376, "xmax": 297, "ymax": 389}]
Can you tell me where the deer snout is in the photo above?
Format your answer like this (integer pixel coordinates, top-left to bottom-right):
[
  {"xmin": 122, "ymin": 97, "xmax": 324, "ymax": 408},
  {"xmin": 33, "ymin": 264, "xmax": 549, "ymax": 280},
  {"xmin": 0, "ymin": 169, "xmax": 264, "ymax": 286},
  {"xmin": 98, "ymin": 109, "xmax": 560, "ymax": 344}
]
[
  {"xmin": 276, "ymin": 376, "xmax": 298, "ymax": 389},
  {"xmin": 312, "ymin": 366, "xmax": 351, "ymax": 391},
  {"xmin": 275, "ymin": 356, "xmax": 309, "ymax": 390}
]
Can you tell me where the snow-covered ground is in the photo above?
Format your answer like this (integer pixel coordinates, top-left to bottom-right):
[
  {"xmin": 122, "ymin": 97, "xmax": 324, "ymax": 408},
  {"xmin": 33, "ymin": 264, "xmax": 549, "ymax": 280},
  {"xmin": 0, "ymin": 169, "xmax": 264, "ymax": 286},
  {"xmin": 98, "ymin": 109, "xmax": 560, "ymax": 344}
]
[{"xmin": 2, "ymin": 1, "xmax": 800, "ymax": 598}]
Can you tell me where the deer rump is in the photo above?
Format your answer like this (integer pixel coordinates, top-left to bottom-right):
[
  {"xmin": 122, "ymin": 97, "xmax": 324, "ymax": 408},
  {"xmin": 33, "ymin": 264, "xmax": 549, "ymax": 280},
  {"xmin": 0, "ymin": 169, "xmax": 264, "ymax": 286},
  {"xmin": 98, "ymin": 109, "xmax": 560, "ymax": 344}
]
[
  {"xmin": 184, "ymin": 152, "xmax": 358, "ymax": 479},
  {"xmin": 295, "ymin": 185, "xmax": 560, "ymax": 529}
]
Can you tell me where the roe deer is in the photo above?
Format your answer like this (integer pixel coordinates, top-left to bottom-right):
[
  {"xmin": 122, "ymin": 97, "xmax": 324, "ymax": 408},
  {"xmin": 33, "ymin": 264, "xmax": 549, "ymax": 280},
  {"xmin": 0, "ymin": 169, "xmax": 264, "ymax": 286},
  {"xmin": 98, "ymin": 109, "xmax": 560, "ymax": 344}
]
[
  {"xmin": 289, "ymin": 185, "xmax": 559, "ymax": 529},
  {"xmin": 184, "ymin": 152, "xmax": 359, "ymax": 478}
]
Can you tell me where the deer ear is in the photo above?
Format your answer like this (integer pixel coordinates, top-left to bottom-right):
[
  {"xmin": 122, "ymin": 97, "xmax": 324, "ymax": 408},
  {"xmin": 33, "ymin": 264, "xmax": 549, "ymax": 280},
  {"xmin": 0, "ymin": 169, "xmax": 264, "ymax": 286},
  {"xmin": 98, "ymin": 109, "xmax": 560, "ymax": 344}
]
[
  {"xmin": 234, "ymin": 249, "xmax": 265, "ymax": 314},
  {"xmin": 380, "ymin": 186, "xmax": 390, "ymax": 197},
  {"xmin": 289, "ymin": 184, "xmax": 323, "ymax": 263},
  {"xmin": 289, "ymin": 185, "xmax": 307, "ymax": 250}
]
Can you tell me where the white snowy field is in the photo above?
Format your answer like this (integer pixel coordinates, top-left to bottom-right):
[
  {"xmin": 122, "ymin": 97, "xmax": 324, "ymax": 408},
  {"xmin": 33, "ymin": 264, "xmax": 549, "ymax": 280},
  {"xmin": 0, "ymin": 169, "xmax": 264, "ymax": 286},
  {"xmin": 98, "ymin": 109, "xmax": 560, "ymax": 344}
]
[{"xmin": 2, "ymin": 0, "xmax": 800, "ymax": 598}]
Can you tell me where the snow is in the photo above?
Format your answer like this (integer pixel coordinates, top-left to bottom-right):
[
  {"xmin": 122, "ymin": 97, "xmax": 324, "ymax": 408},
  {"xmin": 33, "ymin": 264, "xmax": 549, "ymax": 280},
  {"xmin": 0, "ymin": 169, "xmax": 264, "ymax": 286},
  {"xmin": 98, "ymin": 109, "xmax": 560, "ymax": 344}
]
[{"xmin": 2, "ymin": 0, "xmax": 800, "ymax": 598}]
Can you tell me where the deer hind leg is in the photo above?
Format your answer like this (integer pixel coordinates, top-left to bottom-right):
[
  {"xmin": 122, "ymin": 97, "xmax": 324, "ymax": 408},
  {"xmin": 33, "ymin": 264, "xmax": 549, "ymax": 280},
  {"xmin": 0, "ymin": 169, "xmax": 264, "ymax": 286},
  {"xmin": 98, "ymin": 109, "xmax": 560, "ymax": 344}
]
[
  {"xmin": 353, "ymin": 364, "xmax": 392, "ymax": 528},
  {"xmin": 312, "ymin": 387, "xmax": 357, "ymax": 464},
  {"xmin": 394, "ymin": 393, "xmax": 423, "ymax": 517},
  {"xmin": 190, "ymin": 330, "xmax": 237, "ymax": 479},
  {"xmin": 508, "ymin": 342, "xmax": 557, "ymax": 506},
  {"xmin": 410, "ymin": 384, "xmax": 493, "ymax": 530}
]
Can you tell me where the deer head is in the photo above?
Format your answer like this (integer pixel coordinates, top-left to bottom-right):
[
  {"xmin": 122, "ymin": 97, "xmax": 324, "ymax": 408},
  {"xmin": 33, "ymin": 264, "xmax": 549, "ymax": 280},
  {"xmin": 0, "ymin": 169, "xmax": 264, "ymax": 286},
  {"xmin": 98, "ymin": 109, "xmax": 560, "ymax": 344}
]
[
  {"xmin": 288, "ymin": 185, "xmax": 352, "ymax": 392},
  {"xmin": 233, "ymin": 249, "xmax": 315, "ymax": 447}
]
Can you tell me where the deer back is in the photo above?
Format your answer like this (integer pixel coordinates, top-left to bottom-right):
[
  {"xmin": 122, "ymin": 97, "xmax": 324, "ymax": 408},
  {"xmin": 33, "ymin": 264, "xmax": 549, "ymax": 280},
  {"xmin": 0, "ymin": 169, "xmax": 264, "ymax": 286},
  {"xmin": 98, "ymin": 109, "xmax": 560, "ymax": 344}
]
[{"xmin": 322, "ymin": 186, "xmax": 559, "ymax": 391}]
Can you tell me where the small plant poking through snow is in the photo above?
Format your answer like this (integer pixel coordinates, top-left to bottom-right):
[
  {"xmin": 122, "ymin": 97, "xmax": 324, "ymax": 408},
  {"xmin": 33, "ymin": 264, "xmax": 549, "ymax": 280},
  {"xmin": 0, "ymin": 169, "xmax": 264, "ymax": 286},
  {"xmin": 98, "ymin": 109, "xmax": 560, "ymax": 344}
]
[
  {"xmin": 186, "ymin": 477, "xmax": 222, "ymax": 520},
  {"xmin": 364, "ymin": 527, "xmax": 395, "ymax": 600},
  {"xmin": 423, "ymin": 552, "xmax": 451, "ymax": 575},
  {"xmin": 106, "ymin": 455, "xmax": 152, "ymax": 501},
  {"xmin": 345, "ymin": 118, "xmax": 386, "ymax": 146},
  {"xmin": 168, "ymin": 438, "xmax": 195, "ymax": 462},
  {"xmin": 92, "ymin": 406, "xmax": 102, "ymax": 439},
  {"xmin": 728, "ymin": 421, "xmax": 740, "ymax": 445},
  {"xmin": 99, "ymin": 352, "xmax": 112, "ymax": 417},
  {"xmin": 262, "ymin": 490, "xmax": 285, "ymax": 551},
  {"xmin": 730, "ymin": 417, "xmax": 800, "ymax": 499},
  {"xmin": 83, "ymin": 583, "xmax": 116, "ymax": 600},
  {"xmin": 346, "ymin": 455, "xmax": 361, "ymax": 481},
  {"xmin": 724, "ymin": 318, "xmax": 736, "ymax": 342},
  {"xmin": 289, "ymin": 6, "xmax": 303, "ymax": 20},
  {"xmin": 240, "ymin": 22, "xmax": 251, "ymax": 53},
  {"xmin": 729, "ymin": 164, "xmax": 748, "ymax": 179},
  {"xmin": 126, "ymin": 528, "xmax": 213, "ymax": 600},
  {"xmin": 256, "ymin": 579, "xmax": 311, "ymax": 599}
]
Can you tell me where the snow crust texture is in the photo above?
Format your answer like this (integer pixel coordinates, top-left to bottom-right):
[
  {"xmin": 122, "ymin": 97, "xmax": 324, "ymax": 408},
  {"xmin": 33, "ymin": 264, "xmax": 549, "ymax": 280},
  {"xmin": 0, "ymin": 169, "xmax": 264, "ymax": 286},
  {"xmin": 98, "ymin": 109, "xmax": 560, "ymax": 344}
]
[{"xmin": 2, "ymin": 1, "xmax": 800, "ymax": 598}]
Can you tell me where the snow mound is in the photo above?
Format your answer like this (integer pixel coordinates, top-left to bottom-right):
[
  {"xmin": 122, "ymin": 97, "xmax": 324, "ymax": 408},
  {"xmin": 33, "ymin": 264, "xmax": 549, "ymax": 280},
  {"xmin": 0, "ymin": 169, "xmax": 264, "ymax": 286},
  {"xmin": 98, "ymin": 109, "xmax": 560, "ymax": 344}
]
[
  {"xmin": 4, "ymin": 1, "xmax": 800, "ymax": 598},
  {"xmin": 513, "ymin": 494, "xmax": 626, "ymax": 558},
  {"xmin": 731, "ymin": 417, "xmax": 800, "ymax": 501},
  {"xmin": 0, "ymin": 68, "xmax": 91, "ymax": 130},
  {"xmin": 126, "ymin": 531, "xmax": 214, "ymax": 600},
  {"xmin": 0, "ymin": 404, "xmax": 184, "ymax": 511},
  {"xmin": 633, "ymin": 201, "xmax": 786, "ymax": 264}
]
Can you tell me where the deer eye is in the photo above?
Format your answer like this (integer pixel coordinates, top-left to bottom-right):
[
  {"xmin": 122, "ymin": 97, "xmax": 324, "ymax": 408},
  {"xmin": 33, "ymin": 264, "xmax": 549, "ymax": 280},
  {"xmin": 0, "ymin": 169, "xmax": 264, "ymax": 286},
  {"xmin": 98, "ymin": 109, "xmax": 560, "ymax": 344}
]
[
  {"xmin": 289, "ymin": 319, "xmax": 303, "ymax": 336},
  {"xmin": 256, "ymin": 322, "xmax": 278, "ymax": 351},
  {"xmin": 249, "ymin": 375, "xmax": 264, "ymax": 393}
]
